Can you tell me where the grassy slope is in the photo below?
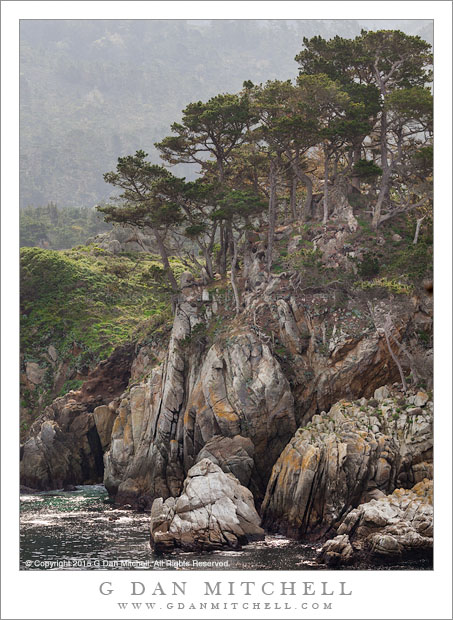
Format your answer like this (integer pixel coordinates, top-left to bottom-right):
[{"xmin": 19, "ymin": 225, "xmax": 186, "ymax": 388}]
[{"xmin": 20, "ymin": 245, "xmax": 191, "ymax": 428}]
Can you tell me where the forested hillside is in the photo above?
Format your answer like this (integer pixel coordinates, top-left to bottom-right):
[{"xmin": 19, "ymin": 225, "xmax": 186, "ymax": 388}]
[
  {"xmin": 20, "ymin": 19, "xmax": 432, "ymax": 210},
  {"xmin": 19, "ymin": 204, "xmax": 112, "ymax": 249},
  {"xmin": 97, "ymin": 28, "xmax": 433, "ymax": 300}
]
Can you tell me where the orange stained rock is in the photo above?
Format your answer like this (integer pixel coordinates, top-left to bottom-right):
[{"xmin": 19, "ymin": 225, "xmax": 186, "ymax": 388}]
[
  {"xmin": 209, "ymin": 388, "xmax": 239, "ymax": 423},
  {"xmin": 122, "ymin": 419, "xmax": 133, "ymax": 445},
  {"xmin": 183, "ymin": 384, "xmax": 203, "ymax": 425},
  {"xmin": 300, "ymin": 444, "xmax": 320, "ymax": 471},
  {"xmin": 112, "ymin": 408, "xmax": 128, "ymax": 434}
]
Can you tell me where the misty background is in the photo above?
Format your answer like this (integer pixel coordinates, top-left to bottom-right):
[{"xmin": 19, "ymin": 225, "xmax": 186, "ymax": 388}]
[{"xmin": 20, "ymin": 19, "xmax": 433, "ymax": 210}]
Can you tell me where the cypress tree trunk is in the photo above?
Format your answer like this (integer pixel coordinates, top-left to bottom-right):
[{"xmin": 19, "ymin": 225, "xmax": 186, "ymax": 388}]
[
  {"xmin": 413, "ymin": 216, "xmax": 426, "ymax": 245},
  {"xmin": 153, "ymin": 229, "xmax": 178, "ymax": 293},
  {"xmin": 266, "ymin": 159, "xmax": 278, "ymax": 273},
  {"xmin": 300, "ymin": 171, "xmax": 313, "ymax": 221},
  {"xmin": 230, "ymin": 232, "xmax": 241, "ymax": 315},
  {"xmin": 223, "ymin": 225, "xmax": 231, "ymax": 275},
  {"xmin": 351, "ymin": 142, "xmax": 362, "ymax": 190},
  {"xmin": 380, "ymin": 109, "xmax": 389, "ymax": 176},
  {"xmin": 322, "ymin": 150, "xmax": 330, "ymax": 225},
  {"xmin": 372, "ymin": 165, "xmax": 392, "ymax": 229},
  {"xmin": 383, "ymin": 324, "xmax": 407, "ymax": 393},
  {"xmin": 288, "ymin": 154, "xmax": 312, "ymax": 221},
  {"xmin": 202, "ymin": 246, "xmax": 214, "ymax": 279},
  {"xmin": 290, "ymin": 174, "xmax": 298, "ymax": 221},
  {"xmin": 218, "ymin": 222, "xmax": 227, "ymax": 276},
  {"xmin": 372, "ymin": 105, "xmax": 391, "ymax": 229}
]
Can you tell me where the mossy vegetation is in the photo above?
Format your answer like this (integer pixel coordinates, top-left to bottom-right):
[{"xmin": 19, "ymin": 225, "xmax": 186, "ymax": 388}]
[
  {"xmin": 355, "ymin": 277, "xmax": 414, "ymax": 295},
  {"xmin": 20, "ymin": 245, "xmax": 192, "ymax": 417}
]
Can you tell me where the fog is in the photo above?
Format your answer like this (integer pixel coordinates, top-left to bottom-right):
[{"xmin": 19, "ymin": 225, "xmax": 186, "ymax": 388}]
[{"xmin": 20, "ymin": 19, "xmax": 433, "ymax": 209}]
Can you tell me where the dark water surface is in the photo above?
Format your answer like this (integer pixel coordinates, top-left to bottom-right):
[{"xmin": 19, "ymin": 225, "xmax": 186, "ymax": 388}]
[{"xmin": 20, "ymin": 485, "xmax": 431, "ymax": 571}]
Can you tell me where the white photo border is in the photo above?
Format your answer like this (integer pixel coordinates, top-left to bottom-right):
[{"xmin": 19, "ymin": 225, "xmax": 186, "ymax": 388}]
[{"xmin": 2, "ymin": 2, "xmax": 451, "ymax": 619}]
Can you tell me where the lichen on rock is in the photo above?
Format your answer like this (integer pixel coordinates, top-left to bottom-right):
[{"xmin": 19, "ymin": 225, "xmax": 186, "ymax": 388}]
[{"xmin": 261, "ymin": 390, "xmax": 432, "ymax": 539}]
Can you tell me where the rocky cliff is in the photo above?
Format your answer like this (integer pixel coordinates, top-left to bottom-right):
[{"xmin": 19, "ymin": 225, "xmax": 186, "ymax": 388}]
[
  {"xmin": 86, "ymin": 225, "xmax": 156, "ymax": 255},
  {"xmin": 20, "ymin": 343, "xmax": 135, "ymax": 489},
  {"xmin": 261, "ymin": 389, "xmax": 432, "ymax": 540},
  {"xmin": 20, "ymin": 222, "xmax": 433, "ymax": 558}
]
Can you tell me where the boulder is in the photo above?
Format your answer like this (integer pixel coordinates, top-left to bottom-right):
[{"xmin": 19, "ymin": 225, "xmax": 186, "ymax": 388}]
[
  {"xmin": 316, "ymin": 534, "xmax": 354, "ymax": 567},
  {"xmin": 287, "ymin": 235, "xmax": 302, "ymax": 254},
  {"xmin": 107, "ymin": 239, "xmax": 122, "ymax": 254},
  {"xmin": 48, "ymin": 345, "xmax": 58, "ymax": 362},
  {"xmin": 317, "ymin": 479, "xmax": 433, "ymax": 565},
  {"xmin": 150, "ymin": 459, "xmax": 264, "ymax": 553},
  {"xmin": 180, "ymin": 271, "xmax": 195, "ymax": 289},
  {"xmin": 25, "ymin": 362, "xmax": 46, "ymax": 386},
  {"xmin": 374, "ymin": 385, "xmax": 390, "ymax": 401},
  {"xmin": 414, "ymin": 391, "xmax": 429, "ymax": 407}
]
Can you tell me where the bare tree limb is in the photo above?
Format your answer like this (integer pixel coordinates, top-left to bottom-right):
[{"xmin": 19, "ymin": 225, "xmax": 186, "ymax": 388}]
[
  {"xmin": 413, "ymin": 216, "xmax": 426, "ymax": 245},
  {"xmin": 367, "ymin": 303, "xmax": 407, "ymax": 392}
]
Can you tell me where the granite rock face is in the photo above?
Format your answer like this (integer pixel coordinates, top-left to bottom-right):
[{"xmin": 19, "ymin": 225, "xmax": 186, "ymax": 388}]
[
  {"xmin": 242, "ymin": 247, "xmax": 431, "ymax": 428},
  {"xmin": 20, "ymin": 344, "xmax": 135, "ymax": 490},
  {"xmin": 195, "ymin": 435, "xmax": 255, "ymax": 487},
  {"xmin": 21, "ymin": 252, "xmax": 432, "ymax": 518},
  {"xmin": 20, "ymin": 273, "xmax": 296, "ymax": 504},
  {"xmin": 150, "ymin": 459, "xmax": 264, "ymax": 553},
  {"xmin": 182, "ymin": 333, "xmax": 297, "ymax": 501},
  {"xmin": 90, "ymin": 276, "xmax": 205, "ymax": 506},
  {"xmin": 103, "ymin": 331, "xmax": 296, "ymax": 507},
  {"xmin": 93, "ymin": 404, "xmax": 117, "ymax": 451},
  {"xmin": 97, "ymin": 271, "xmax": 297, "ymax": 507},
  {"xmin": 261, "ymin": 391, "xmax": 433, "ymax": 539},
  {"xmin": 20, "ymin": 397, "xmax": 104, "ymax": 490},
  {"xmin": 317, "ymin": 479, "xmax": 433, "ymax": 565}
]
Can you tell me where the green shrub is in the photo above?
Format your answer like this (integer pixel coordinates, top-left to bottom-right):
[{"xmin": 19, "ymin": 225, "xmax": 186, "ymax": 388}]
[
  {"xmin": 20, "ymin": 247, "xmax": 176, "ymax": 409},
  {"xmin": 59, "ymin": 379, "xmax": 84, "ymax": 395},
  {"xmin": 352, "ymin": 159, "xmax": 383, "ymax": 180},
  {"xmin": 356, "ymin": 277, "xmax": 413, "ymax": 295}
]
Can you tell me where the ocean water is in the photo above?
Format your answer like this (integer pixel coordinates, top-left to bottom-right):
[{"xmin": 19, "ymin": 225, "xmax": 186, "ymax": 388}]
[{"xmin": 19, "ymin": 485, "xmax": 432, "ymax": 571}]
